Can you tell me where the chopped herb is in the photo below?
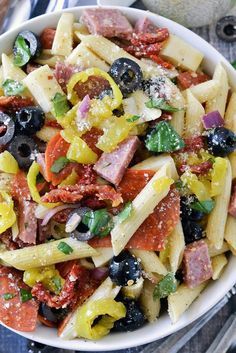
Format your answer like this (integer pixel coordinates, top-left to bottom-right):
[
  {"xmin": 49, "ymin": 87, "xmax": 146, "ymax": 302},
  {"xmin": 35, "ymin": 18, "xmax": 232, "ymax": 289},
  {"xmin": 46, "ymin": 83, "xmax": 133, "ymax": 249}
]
[
  {"xmin": 126, "ymin": 115, "xmax": 140, "ymax": 122},
  {"xmin": 2, "ymin": 79, "xmax": 25, "ymax": 96},
  {"xmin": 2, "ymin": 293, "xmax": 15, "ymax": 300},
  {"xmin": 20, "ymin": 288, "xmax": 32, "ymax": 302},
  {"xmin": 82, "ymin": 209, "xmax": 114, "ymax": 238},
  {"xmin": 190, "ymin": 199, "xmax": 215, "ymax": 214},
  {"xmin": 13, "ymin": 36, "xmax": 31, "ymax": 67},
  {"xmin": 145, "ymin": 98, "xmax": 182, "ymax": 112},
  {"xmin": 232, "ymin": 60, "xmax": 236, "ymax": 70},
  {"xmin": 153, "ymin": 273, "xmax": 177, "ymax": 300},
  {"xmin": 57, "ymin": 241, "xmax": 73, "ymax": 255},
  {"xmin": 145, "ymin": 121, "xmax": 185, "ymax": 152},
  {"xmin": 52, "ymin": 93, "xmax": 70, "ymax": 117},
  {"xmin": 50, "ymin": 156, "xmax": 69, "ymax": 173},
  {"xmin": 117, "ymin": 202, "xmax": 133, "ymax": 223},
  {"xmin": 52, "ymin": 276, "xmax": 62, "ymax": 294}
]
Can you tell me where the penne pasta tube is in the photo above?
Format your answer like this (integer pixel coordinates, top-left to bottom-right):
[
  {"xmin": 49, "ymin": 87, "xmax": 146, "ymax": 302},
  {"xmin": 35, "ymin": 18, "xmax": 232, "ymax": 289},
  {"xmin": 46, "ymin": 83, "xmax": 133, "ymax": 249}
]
[
  {"xmin": 205, "ymin": 63, "xmax": 229, "ymax": 116},
  {"xmin": 139, "ymin": 279, "xmax": 161, "ymax": 323},
  {"xmin": 211, "ymin": 254, "xmax": 227, "ymax": 280},
  {"xmin": 0, "ymin": 238, "xmax": 98, "ymax": 270},
  {"xmin": 184, "ymin": 89, "xmax": 204, "ymax": 137},
  {"xmin": 34, "ymin": 52, "xmax": 64, "ymax": 68},
  {"xmin": 188, "ymin": 79, "xmax": 220, "ymax": 103},
  {"xmin": 130, "ymin": 249, "xmax": 167, "ymax": 276},
  {"xmin": 224, "ymin": 215, "xmax": 236, "ymax": 254},
  {"xmin": 168, "ymin": 282, "xmax": 208, "ymax": 323},
  {"xmin": 131, "ymin": 154, "xmax": 178, "ymax": 180},
  {"xmin": 206, "ymin": 158, "xmax": 232, "ymax": 249},
  {"xmin": 92, "ymin": 247, "xmax": 113, "ymax": 268},
  {"xmin": 73, "ymin": 22, "xmax": 89, "ymax": 35},
  {"xmin": 204, "ymin": 239, "xmax": 229, "ymax": 257},
  {"xmin": 168, "ymin": 221, "xmax": 185, "ymax": 273},
  {"xmin": 2, "ymin": 53, "xmax": 26, "ymax": 81},
  {"xmin": 52, "ymin": 13, "xmax": 74, "ymax": 57},
  {"xmin": 224, "ymin": 92, "xmax": 236, "ymax": 179},
  {"xmin": 111, "ymin": 162, "xmax": 172, "ymax": 255},
  {"xmin": 60, "ymin": 277, "xmax": 120, "ymax": 339},
  {"xmin": 23, "ymin": 65, "xmax": 65, "ymax": 113},
  {"xmin": 160, "ymin": 35, "xmax": 204, "ymax": 71},
  {"xmin": 170, "ymin": 110, "xmax": 185, "ymax": 137},
  {"xmin": 0, "ymin": 172, "xmax": 14, "ymax": 192},
  {"xmin": 122, "ymin": 277, "xmax": 144, "ymax": 299},
  {"xmin": 36, "ymin": 125, "xmax": 61, "ymax": 142}
]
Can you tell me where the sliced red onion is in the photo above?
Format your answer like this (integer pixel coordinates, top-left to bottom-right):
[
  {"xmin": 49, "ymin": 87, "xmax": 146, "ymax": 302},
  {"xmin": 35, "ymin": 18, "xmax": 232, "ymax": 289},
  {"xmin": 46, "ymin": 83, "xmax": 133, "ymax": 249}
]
[
  {"xmin": 92, "ymin": 267, "xmax": 108, "ymax": 281},
  {"xmin": 202, "ymin": 110, "xmax": 224, "ymax": 129},
  {"xmin": 36, "ymin": 153, "xmax": 47, "ymax": 180},
  {"xmin": 41, "ymin": 204, "xmax": 80, "ymax": 226},
  {"xmin": 77, "ymin": 94, "xmax": 91, "ymax": 119}
]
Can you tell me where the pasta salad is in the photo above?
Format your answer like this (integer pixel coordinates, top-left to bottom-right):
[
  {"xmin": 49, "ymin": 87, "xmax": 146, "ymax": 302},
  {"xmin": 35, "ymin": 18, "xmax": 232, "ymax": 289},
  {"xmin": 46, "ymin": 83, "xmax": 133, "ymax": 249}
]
[{"xmin": 0, "ymin": 8, "xmax": 235, "ymax": 341}]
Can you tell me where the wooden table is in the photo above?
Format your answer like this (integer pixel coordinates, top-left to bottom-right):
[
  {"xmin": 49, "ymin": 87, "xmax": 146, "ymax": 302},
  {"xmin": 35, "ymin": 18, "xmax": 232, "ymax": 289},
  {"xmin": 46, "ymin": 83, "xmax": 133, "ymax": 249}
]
[{"xmin": 0, "ymin": 1, "xmax": 236, "ymax": 352}]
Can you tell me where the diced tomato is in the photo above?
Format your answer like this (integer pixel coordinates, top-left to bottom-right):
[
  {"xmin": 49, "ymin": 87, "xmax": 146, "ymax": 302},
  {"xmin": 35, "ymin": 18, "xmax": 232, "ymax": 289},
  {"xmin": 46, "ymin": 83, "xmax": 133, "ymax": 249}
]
[
  {"xmin": 177, "ymin": 71, "xmax": 209, "ymax": 90},
  {"xmin": 39, "ymin": 28, "xmax": 56, "ymax": 49},
  {"xmin": 11, "ymin": 170, "xmax": 31, "ymax": 201},
  {"xmin": 89, "ymin": 169, "xmax": 180, "ymax": 251},
  {"xmin": 74, "ymin": 75, "xmax": 110, "ymax": 99},
  {"xmin": 0, "ymin": 267, "xmax": 38, "ymax": 332},
  {"xmin": 81, "ymin": 127, "xmax": 103, "ymax": 157}
]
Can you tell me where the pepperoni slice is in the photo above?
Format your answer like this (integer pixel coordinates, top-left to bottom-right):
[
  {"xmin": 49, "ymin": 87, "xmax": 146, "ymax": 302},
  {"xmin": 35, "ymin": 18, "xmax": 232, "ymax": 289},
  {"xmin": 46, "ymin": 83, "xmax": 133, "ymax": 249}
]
[
  {"xmin": 0, "ymin": 267, "xmax": 38, "ymax": 332},
  {"xmin": 89, "ymin": 169, "xmax": 180, "ymax": 251}
]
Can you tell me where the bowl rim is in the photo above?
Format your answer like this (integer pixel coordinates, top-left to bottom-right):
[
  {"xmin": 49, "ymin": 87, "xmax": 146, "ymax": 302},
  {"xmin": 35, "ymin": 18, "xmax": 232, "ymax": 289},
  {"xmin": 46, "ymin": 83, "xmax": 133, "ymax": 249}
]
[{"xmin": 0, "ymin": 5, "xmax": 236, "ymax": 351}]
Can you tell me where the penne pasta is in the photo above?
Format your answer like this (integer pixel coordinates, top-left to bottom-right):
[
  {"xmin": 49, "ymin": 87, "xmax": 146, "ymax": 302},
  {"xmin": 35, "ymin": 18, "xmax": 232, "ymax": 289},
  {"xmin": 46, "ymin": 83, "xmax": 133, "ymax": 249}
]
[
  {"xmin": 225, "ymin": 215, "xmax": 236, "ymax": 254},
  {"xmin": 168, "ymin": 221, "xmax": 185, "ymax": 273},
  {"xmin": 225, "ymin": 92, "xmax": 236, "ymax": 179},
  {"xmin": 0, "ymin": 238, "xmax": 98, "ymax": 270},
  {"xmin": 73, "ymin": 22, "xmax": 89, "ymax": 36},
  {"xmin": 188, "ymin": 79, "xmax": 220, "ymax": 103},
  {"xmin": 205, "ymin": 63, "xmax": 229, "ymax": 116},
  {"xmin": 130, "ymin": 249, "xmax": 167, "ymax": 276},
  {"xmin": 2, "ymin": 53, "xmax": 26, "ymax": 81},
  {"xmin": 122, "ymin": 277, "xmax": 144, "ymax": 299},
  {"xmin": 206, "ymin": 158, "xmax": 232, "ymax": 249},
  {"xmin": 211, "ymin": 254, "xmax": 227, "ymax": 280},
  {"xmin": 36, "ymin": 125, "xmax": 61, "ymax": 142},
  {"xmin": 111, "ymin": 162, "xmax": 173, "ymax": 255},
  {"xmin": 139, "ymin": 279, "xmax": 161, "ymax": 322},
  {"xmin": 168, "ymin": 282, "xmax": 208, "ymax": 323},
  {"xmin": 52, "ymin": 13, "xmax": 74, "ymax": 57},
  {"xmin": 34, "ymin": 50, "xmax": 64, "ymax": 68},
  {"xmin": 66, "ymin": 42, "xmax": 109, "ymax": 71},
  {"xmin": 131, "ymin": 154, "xmax": 178, "ymax": 180},
  {"xmin": 204, "ymin": 239, "xmax": 230, "ymax": 257},
  {"xmin": 92, "ymin": 247, "xmax": 113, "ymax": 267},
  {"xmin": 0, "ymin": 173, "xmax": 14, "ymax": 192},
  {"xmin": 23, "ymin": 65, "xmax": 65, "ymax": 113},
  {"xmin": 170, "ymin": 109, "xmax": 185, "ymax": 137},
  {"xmin": 184, "ymin": 89, "xmax": 204, "ymax": 137},
  {"xmin": 60, "ymin": 277, "xmax": 120, "ymax": 339},
  {"xmin": 160, "ymin": 35, "xmax": 204, "ymax": 71}
]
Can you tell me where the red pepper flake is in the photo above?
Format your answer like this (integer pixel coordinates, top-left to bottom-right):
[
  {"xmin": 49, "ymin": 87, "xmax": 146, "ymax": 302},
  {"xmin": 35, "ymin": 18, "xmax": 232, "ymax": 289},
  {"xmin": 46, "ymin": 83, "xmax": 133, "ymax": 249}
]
[{"xmin": 48, "ymin": 75, "xmax": 53, "ymax": 80}]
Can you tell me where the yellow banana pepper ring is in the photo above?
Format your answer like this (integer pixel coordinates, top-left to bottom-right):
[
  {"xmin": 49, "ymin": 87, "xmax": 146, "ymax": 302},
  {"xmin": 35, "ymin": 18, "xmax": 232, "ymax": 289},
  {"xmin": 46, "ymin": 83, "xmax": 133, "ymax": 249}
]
[
  {"xmin": 27, "ymin": 162, "xmax": 60, "ymax": 208},
  {"xmin": 0, "ymin": 151, "xmax": 19, "ymax": 174},
  {"xmin": 76, "ymin": 298, "xmax": 126, "ymax": 340},
  {"xmin": 0, "ymin": 191, "xmax": 16, "ymax": 234},
  {"xmin": 67, "ymin": 68, "xmax": 123, "ymax": 110}
]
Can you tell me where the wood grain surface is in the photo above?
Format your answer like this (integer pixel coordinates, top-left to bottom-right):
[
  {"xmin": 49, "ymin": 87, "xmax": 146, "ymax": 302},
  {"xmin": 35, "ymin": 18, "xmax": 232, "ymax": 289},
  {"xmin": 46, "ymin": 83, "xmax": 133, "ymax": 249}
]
[{"xmin": 0, "ymin": 1, "xmax": 235, "ymax": 352}]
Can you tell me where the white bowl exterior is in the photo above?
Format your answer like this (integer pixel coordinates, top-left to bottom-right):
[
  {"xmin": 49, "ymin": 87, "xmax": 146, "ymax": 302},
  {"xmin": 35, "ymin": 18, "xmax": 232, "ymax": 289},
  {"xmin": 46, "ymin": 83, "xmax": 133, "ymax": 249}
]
[{"xmin": 0, "ymin": 6, "xmax": 236, "ymax": 351}]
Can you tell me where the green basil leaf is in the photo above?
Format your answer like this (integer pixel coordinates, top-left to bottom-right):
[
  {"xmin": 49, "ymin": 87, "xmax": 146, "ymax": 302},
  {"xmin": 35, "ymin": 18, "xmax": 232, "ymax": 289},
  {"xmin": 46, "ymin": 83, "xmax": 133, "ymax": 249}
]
[
  {"xmin": 117, "ymin": 202, "xmax": 133, "ymax": 223},
  {"xmin": 13, "ymin": 36, "xmax": 31, "ymax": 67},
  {"xmin": 52, "ymin": 92, "xmax": 70, "ymax": 117},
  {"xmin": 20, "ymin": 288, "xmax": 32, "ymax": 302},
  {"xmin": 145, "ymin": 121, "xmax": 185, "ymax": 152},
  {"xmin": 231, "ymin": 60, "xmax": 236, "ymax": 70},
  {"xmin": 153, "ymin": 273, "xmax": 177, "ymax": 300},
  {"xmin": 57, "ymin": 241, "xmax": 73, "ymax": 255},
  {"xmin": 52, "ymin": 276, "xmax": 62, "ymax": 294},
  {"xmin": 50, "ymin": 156, "xmax": 69, "ymax": 173},
  {"xmin": 126, "ymin": 115, "xmax": 140, "ymax": 122},
  {"xmin": 82, "ymin": 209, "xmax": 114, "ymax": 238},
  {"xmin": 2, "ymin": 293, "xmax": 15, "ymax": 300},
  {"xmin": 145, "ymin": 98, "xmax": 182, "ymax": 112},
  {"xmin": 190, "ymin": 199, "xmax": 215, "ymax": 214},
  {"xmin": 2, "ymin": 79, "xmax": 25, "ymax": 96}
]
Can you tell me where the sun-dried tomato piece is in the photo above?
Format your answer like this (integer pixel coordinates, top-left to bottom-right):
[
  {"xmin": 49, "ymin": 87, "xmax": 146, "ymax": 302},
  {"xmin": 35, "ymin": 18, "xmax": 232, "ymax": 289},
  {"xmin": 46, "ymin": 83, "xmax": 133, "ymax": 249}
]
[
  {"xmin": 0, "ymin": 96, "xmax": 34, "ymax": 112},
  {"xmin": 177, "ymin": 71, "xmax": 209, "ymax": 90},
  {"xmin": 131, "ymin": 28, "xmax": 169, "ymax": 45},
  {"xmin": 180, "ymin": 136, "xmax": 205, "ymax": 153},
  {"xmin": 179, "ymin": 161, "xmax": 213, "ymax": 175},
  {"xmin": 81, "ymin": 127, "xmax": 103, "ymax": 157},
  {"xmin": 74, "ymin": 75, "xmax": 110, "ymax": 100}
]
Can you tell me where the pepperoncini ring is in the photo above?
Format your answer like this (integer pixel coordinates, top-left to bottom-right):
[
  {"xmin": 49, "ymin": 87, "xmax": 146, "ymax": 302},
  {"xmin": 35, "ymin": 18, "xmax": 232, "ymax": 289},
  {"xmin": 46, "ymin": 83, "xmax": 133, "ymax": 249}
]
[
  {"xmin": 67, "ymin": 68, "xmax": 123, "ymax": 110},
  {"xmin": 27, "ymin": 162, "xmax": 60, "ymax": 208},
  {"xmin": 0, "ymin": 191, "xmax": 16, "ymax": 234},
  {"xmin": 76, "ymin": 298, "xmax": 126, "ymax": 340},
  {"xmin": 0, "ymin": 151, "xmax": 19, "ymax": 174}
]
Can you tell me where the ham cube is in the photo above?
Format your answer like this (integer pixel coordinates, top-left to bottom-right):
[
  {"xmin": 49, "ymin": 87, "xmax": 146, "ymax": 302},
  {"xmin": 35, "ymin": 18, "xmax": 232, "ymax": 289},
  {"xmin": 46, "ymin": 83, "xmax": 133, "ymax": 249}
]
[
  {"xmin": 81, "ymin": 9, "xmax": 133, "ymax": 39},
  {"xmin": 183, "ymin": 240, "xmax": 213, "ymax": 288},
  {"xmin": 229, "ymin": 186, "xmax": 236, "ymax": 218},
  {"xmin": 18, "ymin": 200, "xmax": 37, "ymax": 244},
  {"xmin": 134, "ymin": 17, "xmax": 158, "ymax": 33},
  {"xmin": 94, "ymin": 136, "xmax": 140, "ymax": 186}
]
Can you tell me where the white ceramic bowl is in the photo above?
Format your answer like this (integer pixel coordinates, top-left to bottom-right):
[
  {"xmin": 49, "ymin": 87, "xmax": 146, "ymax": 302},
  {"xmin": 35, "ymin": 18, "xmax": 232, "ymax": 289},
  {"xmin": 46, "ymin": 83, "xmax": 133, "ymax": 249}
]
[{"xmin": 1, "ymin": 5, "xmax": 236, "ymax": 351}]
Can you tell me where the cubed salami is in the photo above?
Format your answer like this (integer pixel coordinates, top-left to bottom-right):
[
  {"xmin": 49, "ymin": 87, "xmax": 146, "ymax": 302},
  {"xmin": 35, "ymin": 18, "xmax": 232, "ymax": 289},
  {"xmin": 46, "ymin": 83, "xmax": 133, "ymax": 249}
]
[
  {"xmin": 94, "ymin": 136, "xmax": 140, "ymax": 185},
  {"xmin": 229, "ymin": 186, "xmax": 236, "ymax": 217},
  {"xmin": 183, "ymin": 240, "xmax": 213, "ymax": 288},
  {"xmin": 81, "ymin": 9, "xmax": 133, "ymax": 39},
  {"xmin": 134, "ymin": 17, "xmax": 158, "ymax": 33},
  {"xmin": 18, "ymin": 200, "xmax": 37, "ymax": 244}
]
